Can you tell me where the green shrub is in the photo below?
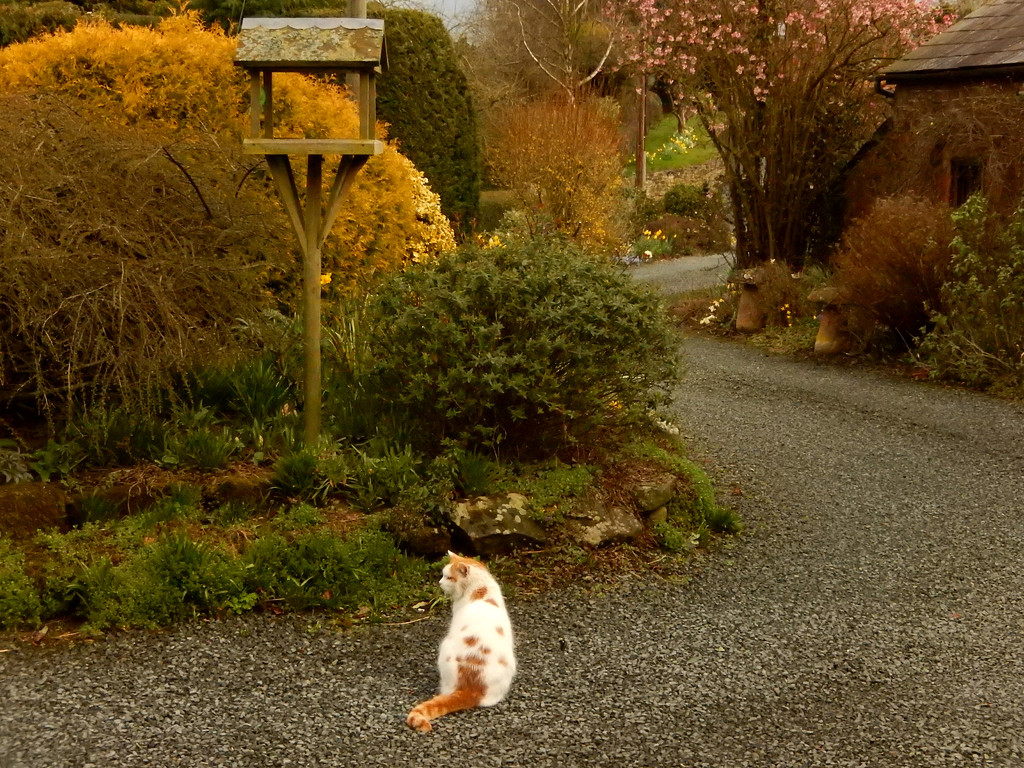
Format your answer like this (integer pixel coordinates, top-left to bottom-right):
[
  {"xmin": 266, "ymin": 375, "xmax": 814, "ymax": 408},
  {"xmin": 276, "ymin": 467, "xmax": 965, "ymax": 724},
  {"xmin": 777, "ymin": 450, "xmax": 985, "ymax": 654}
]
[
  {"xmin": 272, "ymin": 450, "xmax": 322, "ymax": 500},
  {"xmin": 347, "ymin": 442, "xmax": 421, "ymax": 512},
  {"xmin": 244, "ymin": 527, "xmax": 428, "ymax": 612},
  {"xmin": 77, "ymin": 533, "xmax": 253, "ymax": 630},
  {"xmin": 922, "ymin": 195, "xmax": 1024, "ymax": 391},
  {"xmin": 209, "ymin": 499, "xmax": 259, "ymax": 527},
  {"xmin": 272, "ymin": 503, "xmax": 325, "ymax": 532},
  {"xmin": 663, "ymin": 182, "xmax": 716, "ymax": 220},
  {"xmin": 0, "ymin": 538, "xmax": 43, "ymax": 629},
  {"xmin": 30, "ymin": 438, "xmax": 84, "ymax": 482},
  {"xmin": 136, "ymin": 486, "xmax": 202, "ymax": 529},
  {"xmin": 366, "ymin": 238, "xmax": 681, "ymax": 455},
  {"xmin": 0, "ymin": 439, "xmax": 31, "ymax": 484},
  {"xmin": 322, "ymin": 299, "xmax": 382, "ymax": 443},
  {"xmin": 175, "ymin": 426, "xmax": 238, "ymax": 471},
  {"xmin": 450, "ymin": 449, "xmax": 507, "ymax": 497},
  {"xmin": 68, "ymin": 407, "xmax": 171, "ymax": 467},
  {"xmin": 370, "ymin": 4, "xmax": 481, "ymax": 233},
  {"xmin": 226, "ymin": 357, "xmax": 295, "ymax": 424},
  {"xmin": 79, "ymin": 493, "xmax": 120, "ymax": 525},
  {"xmin": 185, "ymin": 356, "xmax": 295, "ymax": 426},
  {"xmin": 0, "ymin": 1, "xmax": 79, "ymax": 48}
]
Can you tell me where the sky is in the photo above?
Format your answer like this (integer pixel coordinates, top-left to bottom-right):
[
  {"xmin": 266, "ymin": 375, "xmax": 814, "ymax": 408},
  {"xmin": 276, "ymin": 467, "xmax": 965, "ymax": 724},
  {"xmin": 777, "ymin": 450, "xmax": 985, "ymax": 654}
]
[{"xmin": 405, "ymin": 0, "xmax": 478, "ymax": 28}]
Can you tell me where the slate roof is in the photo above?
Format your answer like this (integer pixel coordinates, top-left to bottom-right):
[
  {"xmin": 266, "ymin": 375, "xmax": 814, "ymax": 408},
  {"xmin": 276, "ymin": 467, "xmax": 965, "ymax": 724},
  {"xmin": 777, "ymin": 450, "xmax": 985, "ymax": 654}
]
[
  {"xmin": 234, "ymin": 18, "xmax": 385, "ymax": 71},
  {"xmin": 882, "ymin": 0, "xmax": 1024, "ymax": 81}
]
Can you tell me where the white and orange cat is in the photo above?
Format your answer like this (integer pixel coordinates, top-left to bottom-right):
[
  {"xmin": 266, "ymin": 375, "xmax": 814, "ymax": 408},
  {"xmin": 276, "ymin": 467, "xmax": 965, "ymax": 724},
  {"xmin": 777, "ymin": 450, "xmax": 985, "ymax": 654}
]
[{"xmin": 406, "ymin": 551, "xmax": 516, "ymax": 733}]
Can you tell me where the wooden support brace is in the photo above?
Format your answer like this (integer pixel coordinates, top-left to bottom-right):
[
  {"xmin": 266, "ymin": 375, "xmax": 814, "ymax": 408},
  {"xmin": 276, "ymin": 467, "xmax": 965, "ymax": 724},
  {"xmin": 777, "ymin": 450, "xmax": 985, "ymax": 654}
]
[
  {"xmin": 265, "ymin": 155, "xmax": 306, "ymax": 256},
  {"xmin": 320, "ymin": 155, "xmax": 370, "ymax": 247}
]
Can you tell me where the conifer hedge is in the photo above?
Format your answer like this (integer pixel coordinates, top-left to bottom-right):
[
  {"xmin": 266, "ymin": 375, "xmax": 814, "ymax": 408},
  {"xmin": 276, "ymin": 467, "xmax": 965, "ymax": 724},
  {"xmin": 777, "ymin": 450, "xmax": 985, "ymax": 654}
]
[{"xmin": 370, "ymin": 5, "xmax": 481, "ymax": 234}]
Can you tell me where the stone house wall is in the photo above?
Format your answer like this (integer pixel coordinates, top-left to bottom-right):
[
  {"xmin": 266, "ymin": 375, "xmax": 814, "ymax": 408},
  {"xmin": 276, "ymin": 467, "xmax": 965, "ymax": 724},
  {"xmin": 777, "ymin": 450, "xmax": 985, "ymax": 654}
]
[{"xmin": 845, "ymin": 78, "xmax": 1024, "ymax": 220}]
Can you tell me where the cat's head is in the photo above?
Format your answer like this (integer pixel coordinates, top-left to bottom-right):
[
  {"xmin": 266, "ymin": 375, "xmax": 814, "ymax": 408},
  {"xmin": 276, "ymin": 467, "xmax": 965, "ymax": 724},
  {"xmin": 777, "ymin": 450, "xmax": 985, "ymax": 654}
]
[{"xmin": 439, "ymin": 551, "xmax": 487, "ymax": 596}]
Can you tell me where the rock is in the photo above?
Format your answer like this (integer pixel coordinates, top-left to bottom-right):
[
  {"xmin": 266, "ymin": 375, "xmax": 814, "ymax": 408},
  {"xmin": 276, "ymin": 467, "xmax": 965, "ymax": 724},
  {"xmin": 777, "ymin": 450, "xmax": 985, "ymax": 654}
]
[
  {"xmin": 0, "ymin": 482, "xmax": 68, "ymax": 539},
  {"xmin": 647, "ymin": 506, "xmax": 669, "ymax": 525},
  {"xmin": 449, "ymin": 493, "xmax": 546, "ymax": 556},
  {"xmin": 400, "ymin": 526, "xmax": 452, "ymax": 558},
  {"xmin": 567, "ymin": 503, "xmax": 644, "ymax": 547},
  {"xmin": 209, "ymin": 473, "xmax": 273, "ymax": 508},
  {"xmin": 86, "ymin": 483, "xmax": 159, "ymax": 517},
  {"xmin": 632, "ymin": 474, "xmax": 678, "ymax": 513}
]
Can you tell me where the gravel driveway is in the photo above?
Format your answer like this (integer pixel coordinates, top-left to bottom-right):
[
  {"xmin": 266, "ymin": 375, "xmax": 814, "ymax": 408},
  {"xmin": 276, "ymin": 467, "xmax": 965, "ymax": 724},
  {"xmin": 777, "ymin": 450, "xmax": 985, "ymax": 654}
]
[
  {"xmin": 628, "ymin": 252, "xmax": 732, "ymax": 294},
  {"xmin": 4, "ymin": 297, "xmax": 1024, "ymax": 766}
]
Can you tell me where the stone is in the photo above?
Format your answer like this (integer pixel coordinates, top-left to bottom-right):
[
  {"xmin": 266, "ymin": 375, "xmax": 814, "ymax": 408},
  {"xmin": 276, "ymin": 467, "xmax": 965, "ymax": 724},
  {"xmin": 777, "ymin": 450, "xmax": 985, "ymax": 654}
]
[
  {"xmin": 209, "ymin": 473, "xmax": 273, "ymax": 508},
  {"xmin": 567, "ymin": 503, "xmax": 644, "ymax": 548},
  {"xmin": 449, "ymin": 493, "xmax": 546, "ymax": 556},
  {"xmin": 632, "ymin": 474, "xmax": 678, "ymax": 513},
  {"xmin": 0, "ymin": 482, "xmax": 68, "ymax": 539},
  {"xmin": 401, "ymin": 526, "xmax": 452, "ymax": 558},
  {"xmin": 647, "ymin": 506, "xmax": 669, "ymax": 525}
]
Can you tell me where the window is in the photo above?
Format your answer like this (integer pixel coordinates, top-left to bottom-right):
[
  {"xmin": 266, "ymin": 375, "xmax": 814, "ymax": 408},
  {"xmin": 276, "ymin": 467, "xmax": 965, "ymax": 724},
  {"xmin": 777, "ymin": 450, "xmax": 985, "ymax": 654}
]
[{"xmin": 951, "ymin": 158, "xmax": 982, "ymax": 207}]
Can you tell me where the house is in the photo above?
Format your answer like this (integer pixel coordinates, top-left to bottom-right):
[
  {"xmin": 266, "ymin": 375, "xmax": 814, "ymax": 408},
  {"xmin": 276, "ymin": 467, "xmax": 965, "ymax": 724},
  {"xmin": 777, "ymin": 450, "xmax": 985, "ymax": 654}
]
[{"xmin": 846, "ymin": 0, "xmax": 1024, "ymax": 217}]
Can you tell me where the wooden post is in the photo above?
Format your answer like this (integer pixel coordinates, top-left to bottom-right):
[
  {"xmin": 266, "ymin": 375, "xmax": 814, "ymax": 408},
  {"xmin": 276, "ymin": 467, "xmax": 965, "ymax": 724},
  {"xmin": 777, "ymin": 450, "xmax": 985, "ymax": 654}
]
[
  {"xmin": 235, "ymin": 18, "xmax": 386, "ymax": 447},
  {"xmin": 347, "ymin": 0, "xmax": 367, "ymax": 96},
  {"xmin": 249, "ymin": 72, "xmax": 261, "ymax": 137},
  {"xmin": 263, "ymin": 71, "xmax": 273, "ymax": 138},
  {"xmin": 303, "ymin": 155, "xmax": 323, "ymax": 447},
  {"xmin": 635, "ymin": 73, "xmax": 647, "ymax": 190}
]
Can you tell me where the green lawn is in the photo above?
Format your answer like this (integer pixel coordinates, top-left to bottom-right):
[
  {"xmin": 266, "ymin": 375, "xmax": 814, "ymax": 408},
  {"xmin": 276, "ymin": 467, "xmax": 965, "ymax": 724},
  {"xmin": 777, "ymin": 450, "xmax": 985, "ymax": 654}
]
[{"xmin": 627, "ymin": 115, "xmax": 719, "ymax": 176}]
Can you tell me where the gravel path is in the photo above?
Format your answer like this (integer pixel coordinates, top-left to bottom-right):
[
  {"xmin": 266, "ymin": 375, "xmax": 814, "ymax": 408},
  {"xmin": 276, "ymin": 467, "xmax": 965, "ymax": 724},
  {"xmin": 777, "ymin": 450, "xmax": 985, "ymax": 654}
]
[
  {"xmin": 628, "ymin": 252, "xmax": 732, "ymax": 295},
  {"xmin": 4, "ymin": 317, "xmax": 1024, "ymax": 766}
]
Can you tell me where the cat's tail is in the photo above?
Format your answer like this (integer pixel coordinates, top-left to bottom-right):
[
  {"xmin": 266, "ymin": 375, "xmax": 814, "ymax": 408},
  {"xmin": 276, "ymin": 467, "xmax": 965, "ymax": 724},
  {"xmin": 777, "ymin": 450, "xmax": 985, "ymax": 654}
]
[{"xmin": 406, "ymin": 689, "xmax": 483, "ymax": 733}]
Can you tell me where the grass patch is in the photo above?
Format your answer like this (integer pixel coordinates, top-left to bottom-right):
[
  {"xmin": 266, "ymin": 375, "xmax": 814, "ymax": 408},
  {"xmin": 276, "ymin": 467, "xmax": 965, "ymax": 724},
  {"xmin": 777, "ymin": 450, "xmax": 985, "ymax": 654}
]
[
  {"xmin": 15, "ymin": 496, "xmax": 434, "ymax": 634},
  {"xmin": 745, "ymin": 318, "xmax": 820, "ymax": 356},
  {"xmin": 627, "ymin": 115, "xmax": 719, "ymax": 176},
  {"xmin": 1, "ymin": 430, "xmax": 740, "ymax": 641}
]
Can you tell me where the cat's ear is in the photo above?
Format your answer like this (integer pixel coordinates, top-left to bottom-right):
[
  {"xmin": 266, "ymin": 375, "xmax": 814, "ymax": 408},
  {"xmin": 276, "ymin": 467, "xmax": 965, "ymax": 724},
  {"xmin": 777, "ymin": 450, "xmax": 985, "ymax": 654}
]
[{"xmin": 453, "ymin": 562, "xmax": 470, "ymax": 578}]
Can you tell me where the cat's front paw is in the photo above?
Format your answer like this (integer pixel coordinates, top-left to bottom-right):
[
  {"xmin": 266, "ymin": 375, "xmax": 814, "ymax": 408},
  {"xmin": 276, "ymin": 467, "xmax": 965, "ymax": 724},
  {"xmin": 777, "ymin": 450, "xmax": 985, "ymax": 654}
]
[{"xmin": 406, "ymin": 711, "xmax": 432, "ymax": 733}]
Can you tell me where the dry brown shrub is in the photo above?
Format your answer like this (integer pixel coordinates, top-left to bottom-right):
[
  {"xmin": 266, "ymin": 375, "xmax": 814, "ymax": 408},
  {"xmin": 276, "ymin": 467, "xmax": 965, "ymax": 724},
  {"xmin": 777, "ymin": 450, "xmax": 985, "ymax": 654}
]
[
  {"xmin": 832, "ymin": 194, "xmax": 954, "ymax": 340},
  {"xmin": 487, "ymin": 95, "xmax": 625, "ymax": 254},
  {"xmin": 0, "ymin": 94, "xmax": 285, "ymax": 419}
]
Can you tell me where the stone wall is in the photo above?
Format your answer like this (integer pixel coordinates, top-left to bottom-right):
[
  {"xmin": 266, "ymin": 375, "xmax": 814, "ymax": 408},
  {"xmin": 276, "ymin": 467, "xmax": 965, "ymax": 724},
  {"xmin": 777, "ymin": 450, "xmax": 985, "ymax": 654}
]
[{"xmin": 846, "ymin": 78, "xmax": 1024, "ymax": 219}]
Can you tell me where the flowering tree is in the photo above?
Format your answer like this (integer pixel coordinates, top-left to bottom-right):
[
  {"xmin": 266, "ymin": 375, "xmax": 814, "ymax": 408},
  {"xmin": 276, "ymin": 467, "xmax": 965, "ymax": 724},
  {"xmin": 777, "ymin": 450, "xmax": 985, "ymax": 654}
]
[{"xmin": 610, "ymin": 0, "xmax": 945, "ymax": 267}]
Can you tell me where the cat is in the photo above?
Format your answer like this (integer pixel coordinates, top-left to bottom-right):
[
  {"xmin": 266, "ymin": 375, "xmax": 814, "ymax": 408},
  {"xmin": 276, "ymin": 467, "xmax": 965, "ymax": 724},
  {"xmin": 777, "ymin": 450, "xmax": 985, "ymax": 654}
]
[{"xmin": 406, "ymin": 551, "xmax": 517, "ymax": 733}]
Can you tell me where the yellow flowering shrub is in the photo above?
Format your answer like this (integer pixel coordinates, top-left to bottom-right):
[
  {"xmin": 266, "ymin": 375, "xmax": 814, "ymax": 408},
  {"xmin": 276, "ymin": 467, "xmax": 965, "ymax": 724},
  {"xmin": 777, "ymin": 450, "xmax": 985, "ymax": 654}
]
[
  {"xmin": 0, "ymin": 11, "xmax": 454, "ymax": 296},
  {"xmin": 317, "ymin": 147, "xmax": 455, "ymax": 302},
  {"xmin": 0, "ymin": 14, "xmax": 242, "ymax": 132}
]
